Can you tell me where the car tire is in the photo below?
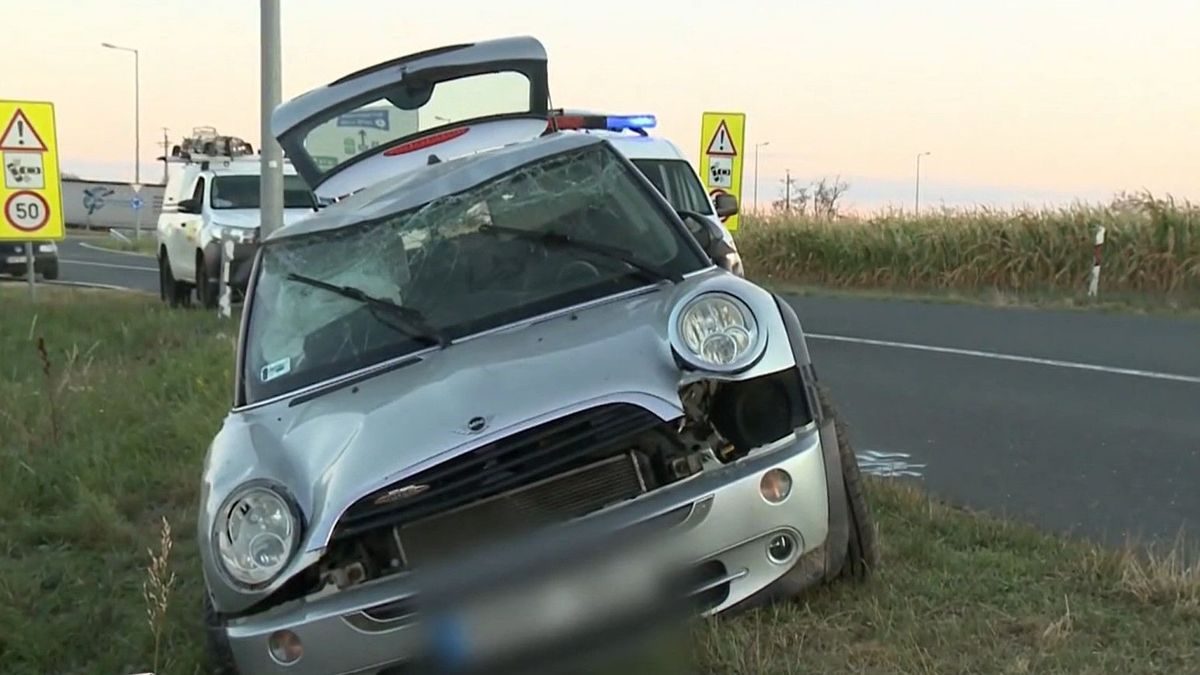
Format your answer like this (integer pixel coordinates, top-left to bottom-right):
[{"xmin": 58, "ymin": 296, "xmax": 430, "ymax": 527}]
[
  {"xmin": 195, "ymin": 252, "xmax": 218, "ymax": 309},
  {"xmin": 158, "ymin": 249, "xmax": 192, "ymax": 308},
  {"xmin": 42, "ymin": 265, "xmax": 58, "ymax": 281},
  {"xmin": 819, "ymin": 385, "xmax": 880, "ymax": 581},
  {"xmin": 203, "ymin": 593, "xmax": 241, "ymax": 675}
]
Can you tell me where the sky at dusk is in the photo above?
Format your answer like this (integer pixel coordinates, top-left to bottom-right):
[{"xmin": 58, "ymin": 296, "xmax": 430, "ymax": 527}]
[{"xmin": 5, "ymin": 0, "xmax": 1198, "ymax": 211}]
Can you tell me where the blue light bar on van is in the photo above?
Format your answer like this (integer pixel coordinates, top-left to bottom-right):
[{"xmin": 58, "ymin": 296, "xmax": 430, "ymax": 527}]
[{"xmin": 606, "ymin": 115, "xmax": 657, "ymax": 131}]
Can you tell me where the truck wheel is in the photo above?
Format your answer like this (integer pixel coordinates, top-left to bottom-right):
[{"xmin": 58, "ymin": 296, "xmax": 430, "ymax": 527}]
[
  {"xmin": 42, "ymin": 264, "xmax": 59, "ymax": 281},
  {"xmin": 195, "ymin": 254, "xmax": 218, "ymax": 309},
  {"xmin": 203, "ymin": 594, "xmax": 240, "ymax": 675},
  {"xmin": 158, "ymin": 249, "xmax": 191, "ymax": 308},
  {"xmin": 820, "ymin": 385, "xmax": 880, "ymax": 581}
]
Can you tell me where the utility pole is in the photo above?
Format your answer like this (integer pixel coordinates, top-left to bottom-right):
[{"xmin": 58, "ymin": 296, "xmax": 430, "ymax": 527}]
[
  {"xmin": 259, "ymin": 0, "xmax": 284, "ymax": 238},
  {"xmin": 784, "ymin": 169, "xmax": 791, "ymax": 213},
  {"xmin": 915, "ymin": 151, "xmax": 931, "ymax": 215},
  {"xmin": 159, "ymin": 127, "xmax": 170, "ymax": 184}
]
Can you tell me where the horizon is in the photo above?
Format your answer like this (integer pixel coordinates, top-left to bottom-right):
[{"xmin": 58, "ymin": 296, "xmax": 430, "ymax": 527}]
[{"xmin": 7, "ymin": 0, "xmax": 1198, "ymax": 211}]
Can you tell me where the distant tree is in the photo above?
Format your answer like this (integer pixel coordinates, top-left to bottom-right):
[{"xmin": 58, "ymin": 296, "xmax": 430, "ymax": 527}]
[
  {"xmin": 772, "ymin": 173, "xmax": 809, "ymax": 214},
  {"xmin": 810, "ymin": 176, "xmax": 850, "ymax": 219}
]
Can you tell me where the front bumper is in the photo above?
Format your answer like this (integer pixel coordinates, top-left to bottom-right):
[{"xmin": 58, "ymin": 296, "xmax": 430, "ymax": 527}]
[
  {"xmin": 221, "ymin": 424, "xmax": 831, "ymax": 675},
  {"xmin": 0, "ymin": 253, "xmax": 57, "ymax": 277},
  {"xmin": 202, "ymin": 240, "xmax": 257, "ymax": 291}
]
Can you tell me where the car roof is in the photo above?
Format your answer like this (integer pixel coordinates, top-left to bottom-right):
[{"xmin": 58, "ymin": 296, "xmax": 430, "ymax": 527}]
[{"xmin": 266, "ymin": 132, "xmax": 604, "ymax": 242}]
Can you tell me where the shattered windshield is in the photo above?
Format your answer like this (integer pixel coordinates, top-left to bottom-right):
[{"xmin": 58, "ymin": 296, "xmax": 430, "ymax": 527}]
[{"xmin": 242, "ymin": 142, "xmax": 708, "ymax": 404}]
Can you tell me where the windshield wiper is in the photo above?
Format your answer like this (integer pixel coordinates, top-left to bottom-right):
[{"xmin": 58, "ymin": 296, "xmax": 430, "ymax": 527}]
[
  {"xmin": 480, "ymin": 224, "xmax": 682, "ymax": 284},
  {"xmin": 285, "ymin": 273, "xmax": 449, "ymax": 349}
]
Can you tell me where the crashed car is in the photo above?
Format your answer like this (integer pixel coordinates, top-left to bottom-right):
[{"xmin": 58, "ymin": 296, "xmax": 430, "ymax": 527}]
[{"xmin": 198, "ymin": 36, "xmax": 878, "ymax": 675}]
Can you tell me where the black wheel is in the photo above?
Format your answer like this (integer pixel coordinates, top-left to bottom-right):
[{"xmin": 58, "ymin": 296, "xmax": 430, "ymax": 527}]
[
  {"xmin": 158, "ymin": 249, "xmax": 191, "ymax": 307},
  {"xmin": 42, "ymin": 264, "xmax": 59, "ymax": 281},
  {"xmin": 203, "ymin": 594, "xmax": 240, "ymax": 675},
  {"xmin": 195, "ymin": 252, "xmax": 218, "ymax": 309},
  {"xmin": 820, "ymin": 385, "xmax": 880, "ymax": 581}
]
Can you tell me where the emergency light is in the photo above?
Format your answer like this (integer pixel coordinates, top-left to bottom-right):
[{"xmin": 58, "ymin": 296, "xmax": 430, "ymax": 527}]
[{"xmin": 547, "ymin": 113, "xmax": 657, "ymax": 136}]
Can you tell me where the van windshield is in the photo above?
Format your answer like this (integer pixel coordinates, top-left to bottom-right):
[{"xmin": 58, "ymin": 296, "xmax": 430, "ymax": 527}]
[
  {"xmin": 631, "ymin": 159, "xmax": 713, "ymax": 215},
  {"xmin": 211, "ymin": 175, "xmax": 316, "ymax": 210}
]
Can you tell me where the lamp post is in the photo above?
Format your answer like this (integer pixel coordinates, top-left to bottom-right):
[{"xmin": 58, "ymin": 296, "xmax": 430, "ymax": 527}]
[
  {"xmin": 259, "ymin": 0, "xmax": 283, "ymax": 239},
  {"xmin": 101, "ymin": 42, "xmax": 140, "ymax": 185},
  {"xmin": 914, "ymin": 151, "xmax": 931, "ymax": 215},
  {"xmin": 753, "ymin": 141, "xmax": 770, "ymax": 213}
]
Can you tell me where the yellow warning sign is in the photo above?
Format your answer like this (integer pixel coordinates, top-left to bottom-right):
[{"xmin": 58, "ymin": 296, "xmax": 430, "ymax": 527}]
[
  {"xmin": 0, "ymin": 101, "xmax": 64, "ymax": 241},
  {"xmin": 699, "ymin": 111, "xmax": 746, "ymax": 232}
]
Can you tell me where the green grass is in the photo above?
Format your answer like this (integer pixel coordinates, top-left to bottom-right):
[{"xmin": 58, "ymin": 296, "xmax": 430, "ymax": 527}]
[
  {"xmin": 1, "ymin": 289, "xmax": 1196, "ymax": 674},
  {"xmin": 738, "ymin": 192, "xmax": 1200, "ymax": 311},
  {"xmin": 90, "ymin": 235, "xmax": 159, "ymax": 256}
]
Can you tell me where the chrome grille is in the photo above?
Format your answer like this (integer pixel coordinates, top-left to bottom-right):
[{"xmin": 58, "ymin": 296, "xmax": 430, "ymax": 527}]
[{"xmin": 398, "ymin": 453, "xmax": 647, "ymax": 567}]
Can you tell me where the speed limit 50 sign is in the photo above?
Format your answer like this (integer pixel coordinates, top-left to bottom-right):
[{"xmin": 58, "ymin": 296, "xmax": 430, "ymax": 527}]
[{"xmin": 0, "ymin": 100, "xmax": 64, "ymax": 241}]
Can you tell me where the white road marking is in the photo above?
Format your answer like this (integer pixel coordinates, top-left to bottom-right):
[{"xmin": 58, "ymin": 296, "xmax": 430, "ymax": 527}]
[
  {"xmin": 857, "ymin": 450, "xmax": 926, "ymax": 478},
  {"xmin": 808, "ymin": 332, "xmax": 1200, "ymax": 385},
  {"xmin": 60, "ymin": 259, "xmax": 157, "ymax": 273},
  {"xmin": 77, "ymin": 241, "xmax": 155, "ymax": 258}
]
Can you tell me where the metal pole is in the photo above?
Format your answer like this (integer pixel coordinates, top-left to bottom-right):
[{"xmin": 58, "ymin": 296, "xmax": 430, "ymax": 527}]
[
  {"xmin": 25, "ymin": 242, "xmax": 35, "ymax": 301},
  {"xmin": 259, "ymin": 0, "xmax": 284, "ymax": 238},
  {"xmin": 134, "ymin": 48, "xmax": 140, "ymax": 186},
  {"xmin": 753, "ymin": 141, "xmax": 769, "ymax": 213}
]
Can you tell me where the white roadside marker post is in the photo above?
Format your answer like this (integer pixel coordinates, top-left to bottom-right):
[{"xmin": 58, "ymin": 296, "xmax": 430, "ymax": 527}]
[
  {"xmin": 1087, "ymin": 225, "xmax": 1106, "ymax": 298},
  {"xmin": 219, "ymin": 238, "xmax": 233, "ymax": 319}
]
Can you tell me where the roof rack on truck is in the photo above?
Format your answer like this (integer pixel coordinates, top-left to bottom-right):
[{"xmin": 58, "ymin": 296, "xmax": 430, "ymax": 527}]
[{"xmin": 170, "ymin": 126, "xmax": 256, "ymax": 163}]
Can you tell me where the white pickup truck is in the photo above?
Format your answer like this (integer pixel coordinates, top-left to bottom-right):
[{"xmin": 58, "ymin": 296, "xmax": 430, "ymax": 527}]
[{"xmin": 156, "ymin": 128, "xmax": 318, "ymax": 307}]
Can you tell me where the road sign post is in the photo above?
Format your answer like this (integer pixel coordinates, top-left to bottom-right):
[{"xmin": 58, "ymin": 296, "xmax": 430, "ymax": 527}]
[
  {"xmin": 131, "ymin": 183, "xmax": 144, "ymax": 240},
  {"xmin": 1, "ymin": 100, "xmax": 65, "ymax": 302},
  {"xmin": 699, "ymin": 112, "xmax": 746, "ymax": 233}
]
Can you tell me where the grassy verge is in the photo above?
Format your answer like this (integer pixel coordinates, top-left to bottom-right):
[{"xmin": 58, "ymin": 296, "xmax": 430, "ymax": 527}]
[
  {"xmin": 737, "ymin": 192, "xmax": 1200, "ymax": 312},
  {"xmin": 90, "ymin": 236, "xmax": 159, "ymax": 256},
  {"xmin": 1, "ymin": 290, "xmax": 1196, "ymax": 674}
]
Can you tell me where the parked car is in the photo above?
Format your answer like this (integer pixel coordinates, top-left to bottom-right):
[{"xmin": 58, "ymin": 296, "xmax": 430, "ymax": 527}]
[
  {"xmin": 0, "ymin": 240, "xmax": 58, "ymax": 280},
  {"xmin": 156, "ymin": 127, "xmax": 319, "ymax": 308},
  {"xmin": 198, "ymin": 36, "xmax": 877, "ymax": 675}
]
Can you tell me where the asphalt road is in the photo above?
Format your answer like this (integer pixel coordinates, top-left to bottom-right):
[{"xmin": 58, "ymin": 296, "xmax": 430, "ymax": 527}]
[{"xmin": 36, "ymin": 235, "xmax": 1200, "ymax": 547}]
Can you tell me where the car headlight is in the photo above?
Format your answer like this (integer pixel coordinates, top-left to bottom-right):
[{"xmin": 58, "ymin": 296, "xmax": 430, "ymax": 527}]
[
  {"xmin": 215, "ymin": 485, "xmax": 298, "ymax": 587},
  {"xmin": 671, "ymin": 292, "xmax": 763, "ymax": 372},
  {"xmin": 37, "ymin": 244, "xmax": 56, "ymax": 253}
]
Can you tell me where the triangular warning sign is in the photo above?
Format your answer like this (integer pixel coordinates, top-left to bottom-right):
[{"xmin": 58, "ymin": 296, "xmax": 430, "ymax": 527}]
[
  {"xmin": 0, "ymin": 109, "xmax": 48, "ymax": 152},
  {"xmin": 706, "ymin": 120, "xmax": 737, "ymax": 156}
]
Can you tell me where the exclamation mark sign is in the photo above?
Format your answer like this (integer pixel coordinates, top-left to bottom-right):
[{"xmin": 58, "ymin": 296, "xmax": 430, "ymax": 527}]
[{"xmin": 16, "ymin": 119, "xmax": 25, "ymax": 145}]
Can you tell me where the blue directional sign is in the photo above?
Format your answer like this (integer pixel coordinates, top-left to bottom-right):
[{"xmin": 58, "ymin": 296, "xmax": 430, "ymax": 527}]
[{"xmin": 130, "ymin": 195, "xmax": 144, "ymax": 210}]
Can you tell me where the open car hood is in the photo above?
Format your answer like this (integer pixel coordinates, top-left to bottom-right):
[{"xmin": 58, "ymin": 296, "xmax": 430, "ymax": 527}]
[{"xmin": 272, "ymin": 36, "xmax": 551, "ymax": 202}]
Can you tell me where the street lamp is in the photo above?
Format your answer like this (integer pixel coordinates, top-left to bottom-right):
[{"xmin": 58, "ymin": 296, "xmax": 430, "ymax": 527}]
[
  {"xmin": 754, "ymin": 141, "xmax": 770, "ymax": 212},
  {"xmin": 101, "ymin": 42, "xmax": 140, "ymax": 185},
  {"xmin": 914, "ymin": 151, "xmax": 931, "ymax": 215}
]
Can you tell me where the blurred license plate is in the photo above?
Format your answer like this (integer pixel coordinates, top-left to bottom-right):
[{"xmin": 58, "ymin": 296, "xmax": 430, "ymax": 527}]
[
  {"xmin": 6, "ymin": 256, "xmax": 27, "ymax": 264},
  {"xmin": 428, "ymin": 553, "xmax": 662, "ymax": 668}
]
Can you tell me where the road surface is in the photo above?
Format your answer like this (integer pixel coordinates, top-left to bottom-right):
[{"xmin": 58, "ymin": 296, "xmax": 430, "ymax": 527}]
[{"xmin": 35, "ymin": 235, "xmax": 1200, "ymax": 547}]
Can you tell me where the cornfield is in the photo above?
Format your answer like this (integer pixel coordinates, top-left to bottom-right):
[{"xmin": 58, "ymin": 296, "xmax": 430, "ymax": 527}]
[{"xmin": 737, "ymin": 192, "xmax": 1200, "ymax": 302}]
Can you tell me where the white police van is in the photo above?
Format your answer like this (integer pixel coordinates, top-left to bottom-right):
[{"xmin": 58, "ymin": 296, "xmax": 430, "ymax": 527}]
[
  {"xmin": 547, "ymin": 111, "xmax": 744, "ymax": 276},
  {"xmin": 156, "ymin": 127, "xmax": 318, "ymax": 308}
]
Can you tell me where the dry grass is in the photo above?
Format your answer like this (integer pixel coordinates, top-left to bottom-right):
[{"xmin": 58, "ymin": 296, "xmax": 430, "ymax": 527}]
[{"xmin": 738, "ymin": 192, "xmax": 1200, "ymax": 308}]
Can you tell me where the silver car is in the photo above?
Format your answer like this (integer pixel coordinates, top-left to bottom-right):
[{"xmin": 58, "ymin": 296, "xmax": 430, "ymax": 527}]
[{"xmin": 198, "ymin": 37, "xmax": 878, "ymax": 675}]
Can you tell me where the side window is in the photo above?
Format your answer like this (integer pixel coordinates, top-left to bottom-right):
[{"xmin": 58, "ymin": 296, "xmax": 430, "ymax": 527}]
[{"xmin": 191, "ymin": 177, "xmax": 207, "ymax": 208}]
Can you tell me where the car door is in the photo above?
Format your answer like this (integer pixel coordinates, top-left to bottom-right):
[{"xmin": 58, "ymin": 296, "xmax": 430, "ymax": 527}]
[
  {"xmin": 170, "ymin": 175, "xmax": 206, "ymax": 281},
  {"xmin": 274, "ymin": 36, "xmax": 552, "ymax": 202}
]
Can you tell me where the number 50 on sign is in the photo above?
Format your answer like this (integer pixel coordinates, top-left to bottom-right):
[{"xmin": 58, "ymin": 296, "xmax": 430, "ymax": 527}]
[{"xmin": 0, "ymin": 100, "xmax": 64, "ymax": 241}]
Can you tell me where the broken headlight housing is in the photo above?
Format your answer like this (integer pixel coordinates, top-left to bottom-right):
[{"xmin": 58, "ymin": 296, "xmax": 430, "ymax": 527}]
[
  {"xmin": 215, "ymin": 484, "xmax": 299, "ymax": 587},
  {"xmin": 670, "ymin": 292, "xmax": 764, "ymax": 372}
]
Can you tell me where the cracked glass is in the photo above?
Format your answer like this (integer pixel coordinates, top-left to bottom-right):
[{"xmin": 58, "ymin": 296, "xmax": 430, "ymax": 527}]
[{"xmin": 242, "ymin": 143, "xmax": 708, "ymax": 404}]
